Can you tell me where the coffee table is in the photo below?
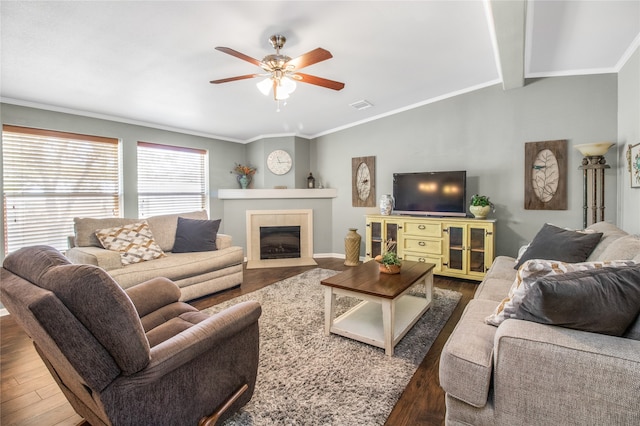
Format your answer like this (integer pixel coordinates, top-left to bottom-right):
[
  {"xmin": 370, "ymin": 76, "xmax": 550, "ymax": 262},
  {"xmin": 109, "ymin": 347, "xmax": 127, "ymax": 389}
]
[{"xmin": 321, "ymin": 260, "xmax": 434, "ymax": 356}]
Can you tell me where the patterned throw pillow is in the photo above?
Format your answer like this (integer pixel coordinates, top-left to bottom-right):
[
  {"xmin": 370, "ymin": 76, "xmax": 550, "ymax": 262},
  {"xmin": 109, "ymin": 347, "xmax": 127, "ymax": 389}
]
[
  {"xmin": 95, "ymin": 221, "xmax": 166, "ymax": 265},
  {"xmin": 485, "ymin": 258, "xmax": 637, "ymax": 326}
]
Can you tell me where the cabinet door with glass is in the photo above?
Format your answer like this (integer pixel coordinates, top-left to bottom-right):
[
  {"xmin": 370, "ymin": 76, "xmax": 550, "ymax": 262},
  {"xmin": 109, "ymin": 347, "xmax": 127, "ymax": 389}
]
[
  {"xmin": 442, "ymin": 222, "xmax": 494, "ymax": 278},
  {"xmin": 443, "ymin": 223, "xmax": 466, "ymax": 274},
  {"xmin": 467, "ymin": 223, "xmax": 494, "ymax": 279},
  {"xmin": 365, "ymin": 216, "xmax": 401, "ymax": 260}
]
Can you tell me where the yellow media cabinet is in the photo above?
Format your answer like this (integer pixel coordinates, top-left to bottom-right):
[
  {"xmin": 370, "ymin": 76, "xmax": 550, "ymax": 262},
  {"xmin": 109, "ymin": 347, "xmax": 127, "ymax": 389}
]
[{"xmin": 365, "ymin": 214, "xmax": 496, "ymax": 281}]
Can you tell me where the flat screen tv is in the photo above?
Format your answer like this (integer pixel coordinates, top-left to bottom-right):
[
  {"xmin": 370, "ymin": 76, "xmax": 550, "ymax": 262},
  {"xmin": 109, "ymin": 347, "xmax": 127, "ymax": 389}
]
[{"xmin": 392, "ymin": 171, "xmax": 467, "ymax": 217}]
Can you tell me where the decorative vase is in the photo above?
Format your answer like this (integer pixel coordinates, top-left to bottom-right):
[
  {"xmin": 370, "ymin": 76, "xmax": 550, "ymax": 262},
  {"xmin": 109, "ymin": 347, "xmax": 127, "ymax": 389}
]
[
  {"xmin": 238, "ymin": 175, "xmax": 251, "ymax": 189},
  {"xmin": 470, "ymin": 205, "xmax": 490, "ymax": 219},
  {"xmin": 379, "ymin": 194, "xmax": 394, "ymax": 215},
  {"xmin": 379, "ymin": 263, "xmax": 401, "ymax": 274},
  {"xmin": 344, "ymin": 228, "xmax": 361, "ymax": 266}
]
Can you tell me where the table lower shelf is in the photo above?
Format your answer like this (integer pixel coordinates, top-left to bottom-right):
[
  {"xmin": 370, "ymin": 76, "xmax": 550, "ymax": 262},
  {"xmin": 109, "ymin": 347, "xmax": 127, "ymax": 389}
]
[{"xmin": 330, "ymin": 294, "xmax": 431, "ymax": 352}]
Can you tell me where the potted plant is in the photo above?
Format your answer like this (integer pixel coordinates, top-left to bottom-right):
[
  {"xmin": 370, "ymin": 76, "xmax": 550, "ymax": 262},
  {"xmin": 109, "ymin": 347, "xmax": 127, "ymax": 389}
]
[
  {"xmin": 231, "ymin": 163, "xmax": 257, "ymax": 189},
  {"xmin": 374, "ymin": 240, "xmax": 402, "ymax": 274},
  {"xmin": 469, "ymin": 194, "xmax": 495, "ymax": 219}
]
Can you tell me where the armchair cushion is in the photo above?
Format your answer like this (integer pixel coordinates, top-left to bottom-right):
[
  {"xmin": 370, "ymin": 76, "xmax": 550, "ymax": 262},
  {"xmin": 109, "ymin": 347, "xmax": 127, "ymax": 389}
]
[{"xmin": 41, "ymin": 264, "xmax": 151, "ymax": 374}]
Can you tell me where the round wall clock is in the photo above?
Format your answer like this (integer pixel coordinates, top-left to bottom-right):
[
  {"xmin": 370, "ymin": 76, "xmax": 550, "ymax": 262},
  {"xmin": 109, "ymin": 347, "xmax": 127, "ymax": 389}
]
[{"xmin": 266, "ymin": 149, "xmax": 292, "ymax": 175}]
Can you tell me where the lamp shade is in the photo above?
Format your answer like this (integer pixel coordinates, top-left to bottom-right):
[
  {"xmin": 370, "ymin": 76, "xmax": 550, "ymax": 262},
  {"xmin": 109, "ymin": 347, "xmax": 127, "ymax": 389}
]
[{"xmin": 574, "ymin": 142, "xmax": 615, "ymax": 156}]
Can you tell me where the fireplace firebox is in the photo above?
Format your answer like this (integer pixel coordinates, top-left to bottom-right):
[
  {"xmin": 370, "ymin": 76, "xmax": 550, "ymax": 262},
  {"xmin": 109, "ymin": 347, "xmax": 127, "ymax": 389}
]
[{"xmin": 260, "ymin": 226, "xmax": 301, "ymax": 260}]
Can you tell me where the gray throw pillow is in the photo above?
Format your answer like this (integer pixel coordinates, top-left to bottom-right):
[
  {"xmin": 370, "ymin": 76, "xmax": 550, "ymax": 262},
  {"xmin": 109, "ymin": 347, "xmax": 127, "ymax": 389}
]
[
  {"xmin": 514, "ymin": 223, "xmax": 603, "ymax": 269},
  {"xmin": 172, "ymin": 217, "xmax": 221, "ymax": 253},
  {"xmin": 514, "ymin": 265, "xmax": 640, "ymax": 336}
]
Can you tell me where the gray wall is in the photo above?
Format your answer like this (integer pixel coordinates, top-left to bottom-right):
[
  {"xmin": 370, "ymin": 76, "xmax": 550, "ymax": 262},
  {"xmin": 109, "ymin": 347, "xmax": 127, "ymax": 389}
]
[
  {"xmin": 0, "ymin": 103, "xmax": 246, "ymax": 258},
  {"xmin": 312, "ymin": 74, "xmax": 619, "ymax": 257},
  {"xmin": 0, "ymin": 71, "xmax": 627, "ymax": 261},
  {"xmin": 617, "ymin": 48, "xmax": 640, "ymax": 234}
]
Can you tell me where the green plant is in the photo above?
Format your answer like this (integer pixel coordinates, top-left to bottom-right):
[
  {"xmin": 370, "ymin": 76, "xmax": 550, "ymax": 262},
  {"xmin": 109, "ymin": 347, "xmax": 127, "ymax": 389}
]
[
  {"xmin": 381, "ymin": 251, "xmax": 402, "ymax": 266},
  {"xmin": 470, "ymin": 194, "xmax": 495, "ymax": 211}
]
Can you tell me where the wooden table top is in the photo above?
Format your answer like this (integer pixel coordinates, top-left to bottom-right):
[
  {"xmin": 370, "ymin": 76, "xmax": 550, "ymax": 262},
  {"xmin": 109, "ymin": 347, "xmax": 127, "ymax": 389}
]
[{"xmin": 320, "ymin": 260, "xmax": 435, "ymax": 299}]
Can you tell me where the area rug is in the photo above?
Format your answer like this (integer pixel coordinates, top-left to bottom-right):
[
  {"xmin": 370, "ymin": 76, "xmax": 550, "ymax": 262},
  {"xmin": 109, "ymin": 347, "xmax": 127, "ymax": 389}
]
[{"xmin": 204, "ymin": 268, "xmax": 461, "ymax": 426}]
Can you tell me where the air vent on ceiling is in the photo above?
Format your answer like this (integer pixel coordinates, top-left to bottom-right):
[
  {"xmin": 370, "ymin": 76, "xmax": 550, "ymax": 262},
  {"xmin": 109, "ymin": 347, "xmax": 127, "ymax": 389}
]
[{"xmin": 349, "ymin": 100, "xmax": 373, "ymax": 111}]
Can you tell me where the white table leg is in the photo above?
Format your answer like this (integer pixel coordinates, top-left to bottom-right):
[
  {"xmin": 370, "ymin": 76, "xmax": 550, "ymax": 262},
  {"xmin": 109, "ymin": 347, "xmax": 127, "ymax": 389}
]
[
  {"xmin": 324, "ymin": 286, "xmax": 336, "ymax": 336},
  {"xmin": 381, "ymin": 299, "xmax": 394, "ymax": 356}
]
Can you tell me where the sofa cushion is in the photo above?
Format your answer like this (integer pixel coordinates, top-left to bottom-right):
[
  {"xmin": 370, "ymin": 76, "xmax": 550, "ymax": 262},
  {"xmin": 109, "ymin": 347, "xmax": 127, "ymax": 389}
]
[
  {"xmin": 172, "ymin": 217, "xmax": 221, "ymax": 253},
  {"xmin": 474, "ymin": 256, "xmax": 517, "ymax": 302},
  {"xmin": 585, "ymin": 221, "xmax": 629, "ymax": 261},
  {"xmin": 440, "ymin": 299, "xmax": 499, "ymax": 408},
  {"xmin": 146, "ymin": 210, "xmax": 208, "ymax": 252},
  {"xmin": 514, "ymin": 223, "xmax": 602, "ymax": 269},
  {"xmin": 95, "ymin": 221, "xmax": 166, "ymax": 266},
  {"xmin": 598, "ymin": 235, "xmax": 640, "ymax": 261},
  {"xmin": 108, "ymin": 247, "xmax": 244, "ymax": 289},
  {"xmin": 515, "ymin": 265, "xmax": 640, "ymax": 336},
  {"xmin": 74, "ymin": 217, "xmax": 138, "ymax": 248},
  {"xmin": 486, "ymin": 259, "xmax": 638, "ymax": 326}
]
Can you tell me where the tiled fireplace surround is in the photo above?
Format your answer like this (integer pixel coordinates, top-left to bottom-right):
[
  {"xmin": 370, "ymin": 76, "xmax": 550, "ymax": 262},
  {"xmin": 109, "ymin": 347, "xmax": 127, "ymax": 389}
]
[{"xmin": 245, "ymin": 209, "xmax": 318, "ymax": 269}]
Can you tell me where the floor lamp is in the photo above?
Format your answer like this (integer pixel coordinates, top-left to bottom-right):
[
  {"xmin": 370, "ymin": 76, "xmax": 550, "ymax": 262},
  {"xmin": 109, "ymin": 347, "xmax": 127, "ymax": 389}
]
[{"xmin": 575, "ymin": 142, "xmax": 615, "ymax": 229}]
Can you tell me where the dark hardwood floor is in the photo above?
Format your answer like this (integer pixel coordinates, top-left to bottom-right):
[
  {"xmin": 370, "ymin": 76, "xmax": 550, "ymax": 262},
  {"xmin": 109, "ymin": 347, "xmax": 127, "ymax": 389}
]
[{"xmin": 1, "ymin": 258, "xmax": 476, "ymax": 426}]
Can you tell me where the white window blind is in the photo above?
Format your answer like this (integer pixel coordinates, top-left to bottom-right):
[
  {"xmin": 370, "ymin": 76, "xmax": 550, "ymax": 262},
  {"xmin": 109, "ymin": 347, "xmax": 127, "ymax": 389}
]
[
  {"xmin": 2, "ymin": 125, "xmax": 120, "ymax": 255},
  {"xmin": 137, "ymin": 142, "xmax": 207, "ymax": 218}
]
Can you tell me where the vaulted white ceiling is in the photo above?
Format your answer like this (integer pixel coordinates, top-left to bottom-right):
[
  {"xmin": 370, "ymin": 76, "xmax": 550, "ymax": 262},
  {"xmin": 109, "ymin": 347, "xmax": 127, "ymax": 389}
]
[{"xmin": 1, "ymin": 1, "xmax": 638, "ymax": 143}]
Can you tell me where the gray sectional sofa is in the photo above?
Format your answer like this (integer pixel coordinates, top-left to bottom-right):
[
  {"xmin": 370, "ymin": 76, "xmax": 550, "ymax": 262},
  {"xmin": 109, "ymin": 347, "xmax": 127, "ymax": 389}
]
[
  {"xmin": 66, "ymin": 210, "xmax": 244, "ymax": 301},
  {"xmin": 439, "ymin": 221, "xmax": 640, "ymax": 425}
]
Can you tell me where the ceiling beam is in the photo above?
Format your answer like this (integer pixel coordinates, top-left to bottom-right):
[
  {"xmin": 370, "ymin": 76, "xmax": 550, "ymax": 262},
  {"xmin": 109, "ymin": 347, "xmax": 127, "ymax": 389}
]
[{"xmin": 488, "ymin": 0, "xmax": 527, "ymax": 90}]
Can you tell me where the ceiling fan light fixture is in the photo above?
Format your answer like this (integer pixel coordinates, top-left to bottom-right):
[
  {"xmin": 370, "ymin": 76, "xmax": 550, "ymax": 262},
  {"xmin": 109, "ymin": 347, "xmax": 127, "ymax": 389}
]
[
  {"xmin": 256, "ymin": 78, "xmax": 272, "ymax": 96},
  {"xmin": 279, "ymin": 76, "xmax": 296, "ymax": 94}
]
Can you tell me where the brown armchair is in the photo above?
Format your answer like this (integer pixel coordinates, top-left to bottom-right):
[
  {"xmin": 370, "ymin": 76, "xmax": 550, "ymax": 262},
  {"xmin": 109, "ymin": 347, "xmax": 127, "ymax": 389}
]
[{"xmin": 0, "ymin": 245, "xmax": 261, "ymax": 426}]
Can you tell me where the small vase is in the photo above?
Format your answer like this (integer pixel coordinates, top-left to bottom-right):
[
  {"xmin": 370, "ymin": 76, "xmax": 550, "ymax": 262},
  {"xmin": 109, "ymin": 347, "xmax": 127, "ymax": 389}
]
[
  {"xmin": 470, "ymin": 205, "xmax": 490, "ymax": 219},
  {"xmin": 379, "ymin": 194, "xmax": 394, "ymax": 215},
  {"xmin": 344, "ymin": 228, "xmax": 361, "ymax": 266},
  {"xmin": 238, "ymin": 175, "xmax": 251, "ymax": 189}
]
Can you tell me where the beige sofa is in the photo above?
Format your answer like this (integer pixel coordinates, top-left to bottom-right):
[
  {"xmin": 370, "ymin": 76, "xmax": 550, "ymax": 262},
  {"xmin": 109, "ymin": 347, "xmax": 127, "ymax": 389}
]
[
  {"xmin": 439, "ymin": 221, "xmax": 640, "ymax": 425},
  {"xmin": 66, "ymin": 210, "xmax": 244, "ymax": 301}
]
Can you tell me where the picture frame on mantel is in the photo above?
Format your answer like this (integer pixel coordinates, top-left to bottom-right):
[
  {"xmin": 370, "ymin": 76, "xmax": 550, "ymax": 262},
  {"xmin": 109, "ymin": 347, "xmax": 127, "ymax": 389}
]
[
  {"xmin": 524, "ymin": 140, "xmax": 568, "ymax": 210},
  {"xmin": 628, "ymin": 143, "xmax": 640, "ymax": 188}
]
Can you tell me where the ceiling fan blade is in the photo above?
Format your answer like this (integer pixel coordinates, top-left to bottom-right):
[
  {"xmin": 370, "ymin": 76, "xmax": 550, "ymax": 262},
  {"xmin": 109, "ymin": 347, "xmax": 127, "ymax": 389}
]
[
  {"xmin": 215, "ymin": 47, "xmax": 263, "ymax": 67},
  {"xmin": 286, "ymin": 48, "xmax": 333, "ymax": 70},
  {"xmin": 210, "ymin": 74, "xmax": 260, "ymax": 84},
  {"xmin": 294, "ymin": 73, "xmax": 345, "ymax": 91}
]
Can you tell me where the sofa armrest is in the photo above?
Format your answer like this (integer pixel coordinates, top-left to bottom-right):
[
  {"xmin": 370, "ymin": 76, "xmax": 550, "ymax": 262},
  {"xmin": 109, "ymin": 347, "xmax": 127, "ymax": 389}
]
[
  {"xmin": 216, "ymin": 233, "xmax": 232, "ymax": 250},
  {"xmin": 125, "ymin": 277, "xmax": 181, "ymax": 318},
  {"xmin": 66, "ymin": 246, "xmax": 123, "ymax": 271},
  {"xmin": 493, "ymin": 319, "xmax": 640, "ymax": 424}
]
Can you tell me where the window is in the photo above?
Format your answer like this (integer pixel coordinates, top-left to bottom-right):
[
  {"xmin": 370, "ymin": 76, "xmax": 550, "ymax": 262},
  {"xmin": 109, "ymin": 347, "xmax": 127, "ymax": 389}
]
[
  {"xmin": 137, "ymin": 142, "xmax": 207, "ymax": 218},
  {"xmin": 2, "ymin": 125, "xmax": 120, "ymax": 254}
]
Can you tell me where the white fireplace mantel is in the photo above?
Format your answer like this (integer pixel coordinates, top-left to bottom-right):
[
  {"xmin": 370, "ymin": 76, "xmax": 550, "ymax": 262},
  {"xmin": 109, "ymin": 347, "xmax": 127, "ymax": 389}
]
[{"xmin": 217, "ymin": 188, "xmax": 337, "ymax": 200}]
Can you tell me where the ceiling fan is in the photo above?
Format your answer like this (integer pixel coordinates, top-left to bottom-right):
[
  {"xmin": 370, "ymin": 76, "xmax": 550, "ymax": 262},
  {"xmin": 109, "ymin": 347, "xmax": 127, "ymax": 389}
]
[{"xmin": 210, "ymin": 34, "xmax": 345, "ymax": 101}]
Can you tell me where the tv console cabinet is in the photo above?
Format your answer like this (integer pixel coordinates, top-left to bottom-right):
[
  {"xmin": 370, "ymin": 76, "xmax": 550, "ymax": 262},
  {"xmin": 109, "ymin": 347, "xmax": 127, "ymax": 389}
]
[{"xmin": 364, "ymin": 214, "xmax": 496, "ymax": 281}]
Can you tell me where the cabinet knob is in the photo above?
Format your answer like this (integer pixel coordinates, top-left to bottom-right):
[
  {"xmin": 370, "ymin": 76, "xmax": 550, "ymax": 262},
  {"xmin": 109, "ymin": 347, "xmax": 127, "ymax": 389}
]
[
  {"xmin": 443, "ymin": 228, "xmax": 449, "ymax": 233},
  {"xmin": 443, "ymin": 262, "xmax": 448, "ymax": 267},
  {"xmin": 418, "ymin": 241, "xmax": 426, "ymax": 246},
  {"xmin": 418, "ymin": 224, "xmax": 426, "ymax": 230},
  {"xmin": 366, "ymin": 224, "xmax": 371, "ymax": 228},
  {"xmin": 486, "ymin": 231, "xmax": 493, "ymax": 236},
  {"xmin": 418, "ymin": 257, "xmax": 426, "ymax": 262}
]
